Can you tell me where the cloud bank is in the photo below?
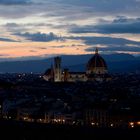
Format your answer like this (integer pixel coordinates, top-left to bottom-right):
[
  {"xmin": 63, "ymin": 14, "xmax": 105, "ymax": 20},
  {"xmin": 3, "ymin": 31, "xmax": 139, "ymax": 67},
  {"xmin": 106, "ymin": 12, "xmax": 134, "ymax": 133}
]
[
  {"xmin": 0, "ymin": 0, "xmax": 31, "ymax": 5},
  {"xmin": 15, "ymin": 32, "xmax": 62, "ymax": 42},
  {"xmin": 70, "ymin": 17, "xmax": 140, "ymax": 34}
]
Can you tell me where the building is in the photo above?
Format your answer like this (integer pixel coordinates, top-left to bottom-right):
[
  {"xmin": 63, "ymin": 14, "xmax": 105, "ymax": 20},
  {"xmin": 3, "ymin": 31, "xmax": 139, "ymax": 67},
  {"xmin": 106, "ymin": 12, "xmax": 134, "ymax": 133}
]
[
  {"xmin": 85, "ymin": 109, "xmax": 109, "ymax": 127},
  {"xmin": 43, "ymin": 48, "xmax": 111, "ymax": 82}
]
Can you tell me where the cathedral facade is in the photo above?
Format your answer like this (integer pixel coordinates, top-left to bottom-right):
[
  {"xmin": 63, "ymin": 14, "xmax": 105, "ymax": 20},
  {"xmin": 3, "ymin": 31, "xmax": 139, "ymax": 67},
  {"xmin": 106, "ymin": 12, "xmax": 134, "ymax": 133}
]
[{"xmin": 43, "ymin": 48, "xmax": 111, "ymax": 82}]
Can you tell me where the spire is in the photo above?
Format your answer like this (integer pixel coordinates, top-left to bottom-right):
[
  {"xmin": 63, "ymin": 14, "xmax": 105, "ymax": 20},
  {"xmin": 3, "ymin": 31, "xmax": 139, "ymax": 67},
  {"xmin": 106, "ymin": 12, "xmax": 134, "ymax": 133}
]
[{"xmin": 95, "ymin": 47, "xmax": 98, "ymax": 54}]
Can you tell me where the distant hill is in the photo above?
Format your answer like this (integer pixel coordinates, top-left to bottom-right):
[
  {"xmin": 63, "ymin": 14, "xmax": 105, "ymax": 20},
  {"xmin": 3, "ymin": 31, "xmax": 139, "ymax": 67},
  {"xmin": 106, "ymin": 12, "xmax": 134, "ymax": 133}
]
[
  {"xmin": 0, "ymin": 53, "xmax": 139, "ymax": 73},
  {"xmin": 67, "ymin": 59, "xmax": 140, "ymax": 73}
]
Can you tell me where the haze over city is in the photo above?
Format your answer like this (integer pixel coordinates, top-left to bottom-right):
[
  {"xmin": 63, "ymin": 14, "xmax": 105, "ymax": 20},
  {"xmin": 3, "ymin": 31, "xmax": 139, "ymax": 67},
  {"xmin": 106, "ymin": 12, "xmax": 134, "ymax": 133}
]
[{"xmin": 0, "ymin": 0, "xmax": 140, "ymax": 61}]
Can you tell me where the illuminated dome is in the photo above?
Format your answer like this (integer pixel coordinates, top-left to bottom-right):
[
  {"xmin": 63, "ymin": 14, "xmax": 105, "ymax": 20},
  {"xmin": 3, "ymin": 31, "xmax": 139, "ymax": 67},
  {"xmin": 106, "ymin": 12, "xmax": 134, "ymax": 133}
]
[{"xmin": 87, "ymin": 48, "xmax": 108, "ymax": 75}]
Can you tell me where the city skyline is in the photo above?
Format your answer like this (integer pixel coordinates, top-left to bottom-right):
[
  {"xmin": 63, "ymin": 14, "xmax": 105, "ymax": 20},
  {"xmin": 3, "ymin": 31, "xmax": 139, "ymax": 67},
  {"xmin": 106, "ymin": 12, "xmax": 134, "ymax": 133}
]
[{"xmin": 0, "ymin": 0, "xmax": 140, "ymax": 60}]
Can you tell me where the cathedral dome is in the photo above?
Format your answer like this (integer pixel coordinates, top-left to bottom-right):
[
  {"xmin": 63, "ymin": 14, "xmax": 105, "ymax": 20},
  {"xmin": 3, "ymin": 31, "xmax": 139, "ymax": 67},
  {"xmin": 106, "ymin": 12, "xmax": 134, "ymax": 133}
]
[{"xmin": 87, "ymin": 48, "xmax": 107, "ymax": 74}]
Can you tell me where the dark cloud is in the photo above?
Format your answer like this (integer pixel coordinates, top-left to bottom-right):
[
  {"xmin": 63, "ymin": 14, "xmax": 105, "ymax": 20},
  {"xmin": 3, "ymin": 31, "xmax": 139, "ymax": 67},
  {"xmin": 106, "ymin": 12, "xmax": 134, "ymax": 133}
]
[
  {"xmin": 59, "ymin": 0, "xmax": 136, "ymax": 7},
  {"xmin": 0, "ymin": 37, "xmax": 17, "ymax": 42},
  {"xmin": 5, "ymin": 23, "xmax": 19, "ymax": 27},
  {"xmin": 15, "ymin": 32, "xmax": 63, "ymax": 42},
  {"xmin": 3, "ymin": 23, "xmax": 55, "ymax": 33},
  {"xmin": 94, "ymin": 17, "xmax": 140, "ymax": 34},
  {"xmin": 0, "ymin": 0, "xmax": 31, "ymax": 5},
  {"xmin": 70, "ymin": 17, "xmax": 140, "ymax": 34},
  {"xmin": 69, "ymin": 36, "xmax": 140, "ymax": 46},
  {"xmin": 113, "ymin": 16, "xmax": 140, "ymax": 23},
  {"xmin": 86, "ymin": 45, "xmax": 140, "ymax": 53},
  {"xmin": 71, "ymin": 44, "xmax": 84, "ymax": 47},
  {"xmin": 0, "ymin": 1, "xmax": 44, "ymax": 19},
  {"xmin": 68, "ymin": 36, "xmax": 140, "ymax": 53},
  {"xmin": 0, "ymin": 0, "xmax": 139, "ymax": 21},
  {"xmin": 56, "ymin": 0, "xmax": 140, "ymax": 17},
  {"xmin": 39, "ymin": 47, "xmax": 47, "ymax": 50}
]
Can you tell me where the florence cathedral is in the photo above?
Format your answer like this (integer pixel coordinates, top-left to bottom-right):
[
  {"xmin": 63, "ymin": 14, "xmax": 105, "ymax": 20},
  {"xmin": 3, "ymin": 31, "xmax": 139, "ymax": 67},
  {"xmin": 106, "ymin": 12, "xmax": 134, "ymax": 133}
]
[{"xmin": 43, "ymin": 48, "xmax": 111, "ymax": 82}]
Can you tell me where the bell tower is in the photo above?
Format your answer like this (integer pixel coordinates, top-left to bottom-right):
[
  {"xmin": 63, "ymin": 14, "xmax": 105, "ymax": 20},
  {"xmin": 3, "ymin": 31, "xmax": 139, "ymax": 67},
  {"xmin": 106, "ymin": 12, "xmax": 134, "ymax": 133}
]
[
  {"xmin": 54, "ymin": 56, "xmax": 61, "ymax": 82},
  {"xmin": 95, "ymin": 47, "xmax": 98, "ymax": 54}
]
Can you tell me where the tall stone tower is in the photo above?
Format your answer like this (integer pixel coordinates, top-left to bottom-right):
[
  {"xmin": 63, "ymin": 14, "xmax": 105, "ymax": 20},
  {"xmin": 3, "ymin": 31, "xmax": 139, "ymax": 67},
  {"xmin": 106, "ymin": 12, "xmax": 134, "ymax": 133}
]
[{"xmin": 54, "ymin": 56, "xmax": 61, "ymax": 82}]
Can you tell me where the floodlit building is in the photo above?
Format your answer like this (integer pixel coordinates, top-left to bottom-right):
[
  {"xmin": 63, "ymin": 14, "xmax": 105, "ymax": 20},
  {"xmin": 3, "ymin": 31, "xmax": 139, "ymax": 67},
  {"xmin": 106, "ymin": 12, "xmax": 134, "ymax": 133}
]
[{"xmin": 43, "ymin": 48, "xmax": 111, "ymax": 82}]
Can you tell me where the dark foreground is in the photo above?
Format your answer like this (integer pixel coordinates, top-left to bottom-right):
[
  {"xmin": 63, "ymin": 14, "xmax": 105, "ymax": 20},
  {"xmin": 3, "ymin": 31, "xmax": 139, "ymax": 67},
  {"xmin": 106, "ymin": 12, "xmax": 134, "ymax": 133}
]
[{"xmin": 0, "ymin": 120, "xmax": 139, "ymax": 140}]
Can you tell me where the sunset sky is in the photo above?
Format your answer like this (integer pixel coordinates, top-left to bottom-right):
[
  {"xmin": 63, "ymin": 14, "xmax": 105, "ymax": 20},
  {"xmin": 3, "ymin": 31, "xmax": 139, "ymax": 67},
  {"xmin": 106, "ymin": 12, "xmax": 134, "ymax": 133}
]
[{"xmin": 0, "ymin": 0, "xmax": 140, "ymax": 60}]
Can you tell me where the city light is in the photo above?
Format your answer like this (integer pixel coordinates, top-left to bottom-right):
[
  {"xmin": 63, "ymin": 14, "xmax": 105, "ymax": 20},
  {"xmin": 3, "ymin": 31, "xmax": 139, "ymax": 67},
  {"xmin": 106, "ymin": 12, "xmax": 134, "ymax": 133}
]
[{"xmin": 110, "ymin": 124, "xmax": 114, "ymax": 127}]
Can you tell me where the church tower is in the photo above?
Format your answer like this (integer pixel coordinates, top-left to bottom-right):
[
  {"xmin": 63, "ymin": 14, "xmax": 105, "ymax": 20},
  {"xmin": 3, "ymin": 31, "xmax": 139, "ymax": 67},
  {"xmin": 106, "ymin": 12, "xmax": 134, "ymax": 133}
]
[{"xmin": 54, "ymin": 56, "xmax": 61, "ymax": 82}]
